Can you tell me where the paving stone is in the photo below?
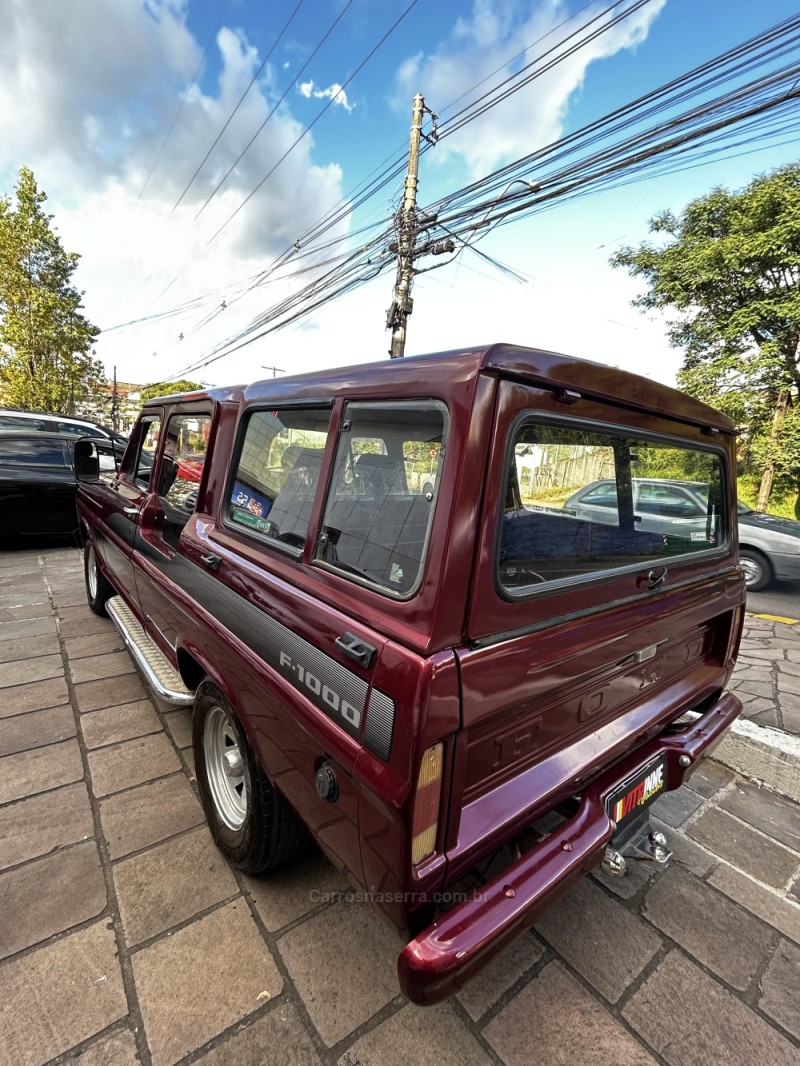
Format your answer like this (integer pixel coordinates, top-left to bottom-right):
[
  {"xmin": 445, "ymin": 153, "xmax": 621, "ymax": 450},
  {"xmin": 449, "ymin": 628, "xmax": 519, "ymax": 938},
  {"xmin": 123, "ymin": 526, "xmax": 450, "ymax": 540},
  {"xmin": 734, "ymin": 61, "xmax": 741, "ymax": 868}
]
[
  {"xmin": 0, "ymin": 651, "xmax": 64, "ymax": 688},
  {"xmin": 164, "ymin": 706, "xmax": 192, "ymax": 747},
  {"xmin": 0, "ymin": 840, "xmax": 107, "ymax": 960},
  {"xmin": 81, "ymin": 699, "xmax": 162, "ymax": 749},
  {"xmin": 0, "ymin": 738, "xmax": 84, "ymax": 804},
  {"xmin": 278, "ymin": 898, "xmax": 399, "ymax": 1046},
  {"xmin": 456, "ymin": 930, "xmax": 544, "ymax": 1021},
  {"xmin": 68, "ymin": 1027, "xmax": 140, "ymax": 1065},
  {"xmin": 708, "ymin": 864, "xmax": 800, "ymax": 947},
  {"xmin": 339, "ymin": 1002, "xmax": 491, "ymax": 1066},
  {"xmin": 642, "ymin": 864, "xmax": 774, "ymax": 991},
  {"xmin": 717, "ymin": 779, "xmax": 800, "ymax": 853},
  {"xmin": 687, "ymin": 808, "xmax": 799, "ymax": 889},
  {"xmin": 69, "ymin": 650, "xmax": 136, "ymax": 685},
  {"xmin": 758, "ymin": 938, "xmax": 800, "ymax": 1040},
  {"xmin": 88, "ymin": 732, "xmax": 181, "ymax": 796},
  {"xmin": 99, "ymin": 772, "xmax": 204, "ymax": 859},
  {"xmin": 534, "ymin": 878, "xmax": 662, "ymax": 1002},
  {"xmin": 0, "ymin": 601, "xmax": 52, "ymax": 621},
  {"xmin": 683, "ymin": 759, "xmax": 733, "ymax": 798},
  {"xmin": 0, "ymin": 920, "xmax": 127, "ymax": 1065},
  {"xmin": 133, "ymin": 900, "xmax": 283, "ymax": 1066},
  {"xmin": 57, "ymin": 604, "xmax": 109, "ymax": 625},
  {"xmin": 0, "ymin": 703, "xmax": 76, "ymax": 756},
  {"xmin": 63, "ymin": 630, "xmax": 125, "ymax": 660},
  {"xmin": 74, "ymin": 671, "xmax": 148, "ymax": 712},
  {"xmin": 244, "ymin": 846, "xmax": 349, "ymax": 932},
  {"xmin": 195, "ymin": 1003, "xmax": 322, "ymax": 1065},
  {"xmin": 623, "ymin": 950, "xmax": 797, "ymax": 1066},
  {"xmin": 114, "ymin": 826, "xmax": 239, "ymax": 946},
  {"xmin": 0, "ymin": 781, "xmax": 94, "ymax": 871},
  {"xmin": 592, "ymin": 853, "xmax": 660, "ymax": 899},
  {"xmin": 790, "ymin": 875, "xmax": 800, "ymax": 904},
  {"xmin": 0, "ymin": 674, "xmax": 68, "ymax": 717},
  {"xmin": 484, "ymin": 960, "xmax": 657, "ymax": 1066},
  {"xmin": 0, "ymin": 632, "xmax": 60, "ymax": 663},
  {"xmin": 650, "ymin": 786, "xmax": 704, "ymax": 828},
  {"xmin": 0, "ymin": 614, "xmax": 56, "ymax": 641}
]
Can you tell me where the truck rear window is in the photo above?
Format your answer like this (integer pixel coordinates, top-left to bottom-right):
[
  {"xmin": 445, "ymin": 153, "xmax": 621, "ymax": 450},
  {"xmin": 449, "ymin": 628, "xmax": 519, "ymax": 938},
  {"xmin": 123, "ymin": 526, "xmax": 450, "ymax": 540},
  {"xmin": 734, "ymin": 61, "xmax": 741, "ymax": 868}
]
[
  {"xmin": 498, "ymin": 421, "xmax": 726, "ymax": 593},
  {"xmin": 315, "ymin": 400, "xmax": 446, "ymax": 596}
]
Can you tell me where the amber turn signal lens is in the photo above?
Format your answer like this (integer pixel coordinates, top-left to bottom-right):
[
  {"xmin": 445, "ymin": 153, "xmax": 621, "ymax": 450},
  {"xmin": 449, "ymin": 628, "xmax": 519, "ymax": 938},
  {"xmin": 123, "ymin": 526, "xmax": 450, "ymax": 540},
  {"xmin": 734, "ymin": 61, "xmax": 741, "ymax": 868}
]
[{"xmin": 411, "ymin": 743, "xmax": 443, "ymax": 865}]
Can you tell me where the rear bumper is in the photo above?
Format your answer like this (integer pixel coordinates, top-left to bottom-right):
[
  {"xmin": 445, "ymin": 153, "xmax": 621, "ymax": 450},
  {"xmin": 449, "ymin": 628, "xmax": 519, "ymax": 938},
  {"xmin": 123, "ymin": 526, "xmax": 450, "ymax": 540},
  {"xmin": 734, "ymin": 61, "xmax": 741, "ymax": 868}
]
[{"xmin": 398, "ymin": 690, "xmax": 741, "ymax": 1005}]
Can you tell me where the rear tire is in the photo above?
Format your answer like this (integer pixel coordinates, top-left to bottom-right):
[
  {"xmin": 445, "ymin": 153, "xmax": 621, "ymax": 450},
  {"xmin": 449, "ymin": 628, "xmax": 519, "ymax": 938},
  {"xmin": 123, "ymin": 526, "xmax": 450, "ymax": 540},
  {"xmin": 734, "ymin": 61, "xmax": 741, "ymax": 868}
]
[
  {"xmin": 740, "ymin": 548, "xmax": 772, "ymax": 592},
  {"xmin": 84, "ymin": 541, "xmax": 114, "ymax": 616},
  {"xmin": 193, "ymin": 679, "xmax": 307, "ymax": 873}
]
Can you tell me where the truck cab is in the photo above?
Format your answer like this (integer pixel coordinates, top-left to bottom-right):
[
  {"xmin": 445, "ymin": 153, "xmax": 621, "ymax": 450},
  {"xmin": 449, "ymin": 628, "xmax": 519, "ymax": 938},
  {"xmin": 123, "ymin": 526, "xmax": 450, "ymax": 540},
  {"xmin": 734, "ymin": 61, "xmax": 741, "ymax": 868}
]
[{"xmin": 76, "ymin": 343, "xmax": 745, "ymax": 1004}]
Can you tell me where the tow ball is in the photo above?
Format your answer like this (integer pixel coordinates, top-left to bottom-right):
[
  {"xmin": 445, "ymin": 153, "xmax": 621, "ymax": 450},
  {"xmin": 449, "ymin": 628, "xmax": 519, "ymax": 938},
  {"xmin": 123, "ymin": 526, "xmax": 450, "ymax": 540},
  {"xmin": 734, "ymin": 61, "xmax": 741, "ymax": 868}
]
[{"xmin": 600, "ymin": 815, "xmax": 673, "ymax": 878}]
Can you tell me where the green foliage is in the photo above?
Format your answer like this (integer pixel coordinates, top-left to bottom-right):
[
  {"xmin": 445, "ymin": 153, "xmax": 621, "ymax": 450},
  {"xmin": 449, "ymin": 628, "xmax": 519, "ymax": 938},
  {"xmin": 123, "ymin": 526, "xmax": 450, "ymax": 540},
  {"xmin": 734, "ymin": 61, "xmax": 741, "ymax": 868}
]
[
  {"xmin": 0, "ymin": 167, "xmax": 101, "ymax": 412},
  {"xmin": 139, "ymin": 379, "xmax": 204, "ymax": 401},
  {"xmin": 611, "ymin": 163, "xmax": 800, "ymax": 509}
]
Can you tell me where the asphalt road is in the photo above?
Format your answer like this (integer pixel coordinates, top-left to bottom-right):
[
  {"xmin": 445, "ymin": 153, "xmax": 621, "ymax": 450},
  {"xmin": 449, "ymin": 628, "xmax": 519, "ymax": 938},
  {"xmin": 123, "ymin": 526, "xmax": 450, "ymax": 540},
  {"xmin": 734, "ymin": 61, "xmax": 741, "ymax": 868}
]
[{"xmin": 746, "ymin": 580, "xmax": 800, "ymax": 620}]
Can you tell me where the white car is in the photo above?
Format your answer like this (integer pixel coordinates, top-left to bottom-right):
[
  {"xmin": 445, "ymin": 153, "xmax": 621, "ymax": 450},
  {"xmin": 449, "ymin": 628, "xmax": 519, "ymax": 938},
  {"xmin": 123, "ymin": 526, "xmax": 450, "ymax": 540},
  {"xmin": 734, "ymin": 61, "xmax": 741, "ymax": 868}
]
[{"xmin": 564, "ymin": 478, "xmax": 800, "ymax": 591}]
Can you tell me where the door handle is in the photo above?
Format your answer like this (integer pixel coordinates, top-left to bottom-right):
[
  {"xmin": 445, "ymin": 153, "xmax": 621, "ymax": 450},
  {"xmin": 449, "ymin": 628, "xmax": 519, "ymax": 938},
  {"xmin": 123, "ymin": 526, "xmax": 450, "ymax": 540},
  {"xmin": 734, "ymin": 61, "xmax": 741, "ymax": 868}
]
[
  {"xmin": 123, "ymin": 506, "xmax": 139, "ymax": 516},
  {"xmin": 335, "ymin": 632, "xmax": 376, "ymax": 669}
]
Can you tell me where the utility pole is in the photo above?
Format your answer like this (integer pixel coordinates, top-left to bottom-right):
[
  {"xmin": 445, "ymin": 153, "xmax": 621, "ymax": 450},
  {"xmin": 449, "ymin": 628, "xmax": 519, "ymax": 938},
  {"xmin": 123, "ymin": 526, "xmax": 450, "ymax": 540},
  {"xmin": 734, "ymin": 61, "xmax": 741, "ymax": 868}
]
[
  {"xmin": 261, "ymin": 365, "xmax": 285, "ymax": 378},
  {"xmin": 387, "ymin": 94, "xmax": 426, "ymax": 360},
  {"xmin": 112, "ymin": 365, "xmax": 119, "ymax": 432}
]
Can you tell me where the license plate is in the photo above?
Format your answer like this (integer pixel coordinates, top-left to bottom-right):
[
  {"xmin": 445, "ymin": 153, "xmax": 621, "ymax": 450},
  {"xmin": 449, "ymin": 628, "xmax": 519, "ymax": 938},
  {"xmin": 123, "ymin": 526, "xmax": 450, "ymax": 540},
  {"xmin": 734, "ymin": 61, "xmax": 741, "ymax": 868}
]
[{"xmin": 607, "ymin": 756, "xmax": 667, "ymax": 830}]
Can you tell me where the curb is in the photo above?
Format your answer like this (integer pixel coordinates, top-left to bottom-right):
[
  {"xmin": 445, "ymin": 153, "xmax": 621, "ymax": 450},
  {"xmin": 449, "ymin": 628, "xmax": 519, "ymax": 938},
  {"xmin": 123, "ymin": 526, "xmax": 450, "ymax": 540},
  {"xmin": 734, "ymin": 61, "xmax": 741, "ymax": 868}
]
[{"xmin": 710, "ymin": 716, "xmax": 800, "ymax": 803}]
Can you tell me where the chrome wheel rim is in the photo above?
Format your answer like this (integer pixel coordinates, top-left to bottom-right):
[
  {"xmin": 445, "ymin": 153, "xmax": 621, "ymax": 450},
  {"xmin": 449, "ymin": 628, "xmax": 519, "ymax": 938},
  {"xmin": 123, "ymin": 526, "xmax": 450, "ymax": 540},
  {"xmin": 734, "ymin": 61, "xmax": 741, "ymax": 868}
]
[
  {"xmin": 87, "ymin": 547, "xmax": 98, "ymax": 600},
  {"xmin": 740, "ymin": 557, "xmax": 762, "ymax": 587},
  {"xmin": 205, "ymin": 704, "xmax": 246, "ymax": 830}
]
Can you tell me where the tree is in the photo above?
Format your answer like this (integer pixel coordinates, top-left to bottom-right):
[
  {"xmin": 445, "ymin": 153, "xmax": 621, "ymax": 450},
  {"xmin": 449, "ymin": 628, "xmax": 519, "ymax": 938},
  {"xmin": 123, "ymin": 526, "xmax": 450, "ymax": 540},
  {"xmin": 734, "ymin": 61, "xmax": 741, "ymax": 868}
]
[
  {"xmin": 0, "ymin": 167, "xmax": 101, "ymax": 413},
  {"xmin": 139, "ymin": 379, "xmax": 204, "ymax": 402},
  {"xmin": 610, "ymin": 163, "xmax": 800, "ymax": 514}
]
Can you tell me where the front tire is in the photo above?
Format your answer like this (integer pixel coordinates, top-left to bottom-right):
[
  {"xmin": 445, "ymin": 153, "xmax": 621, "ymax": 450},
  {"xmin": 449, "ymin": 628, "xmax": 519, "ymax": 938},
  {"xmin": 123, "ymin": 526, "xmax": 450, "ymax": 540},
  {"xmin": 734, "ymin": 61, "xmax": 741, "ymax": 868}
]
[
  {"xmin": 193, "ymin": 680, "xmax": 307, "ymax": 873},
  {"xmin": 84, "ymin": 541, "xmax": 114, "ymax": 616},
  {"xmin": 740, "ymin": 548, "xmax": 772, "ymax": 592}
]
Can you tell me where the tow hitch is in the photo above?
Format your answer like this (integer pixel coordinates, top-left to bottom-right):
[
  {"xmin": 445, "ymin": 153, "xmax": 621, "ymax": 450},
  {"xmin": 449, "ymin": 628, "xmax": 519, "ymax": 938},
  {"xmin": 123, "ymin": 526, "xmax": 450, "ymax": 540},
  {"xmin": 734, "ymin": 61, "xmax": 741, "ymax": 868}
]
[{"xmin": 600, "ymin": 813, "xmax": 672, "ymax": 878}]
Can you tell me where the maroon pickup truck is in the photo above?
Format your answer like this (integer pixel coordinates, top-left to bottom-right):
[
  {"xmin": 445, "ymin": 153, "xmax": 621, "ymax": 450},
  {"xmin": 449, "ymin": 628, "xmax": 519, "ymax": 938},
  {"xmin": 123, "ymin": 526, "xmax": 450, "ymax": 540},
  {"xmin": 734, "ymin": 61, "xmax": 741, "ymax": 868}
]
[{"xmin": 75, "ymin": 343, "xmax": 745, "ymax": 1004}]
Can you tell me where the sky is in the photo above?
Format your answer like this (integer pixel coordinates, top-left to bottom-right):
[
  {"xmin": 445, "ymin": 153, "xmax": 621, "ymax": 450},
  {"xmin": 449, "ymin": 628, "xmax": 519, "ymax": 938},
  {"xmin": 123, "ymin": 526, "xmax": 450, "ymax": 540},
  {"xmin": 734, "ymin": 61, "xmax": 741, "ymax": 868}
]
[{"xmin": 1, "ymin": 0, "xmax": 799, "ymax": 392}]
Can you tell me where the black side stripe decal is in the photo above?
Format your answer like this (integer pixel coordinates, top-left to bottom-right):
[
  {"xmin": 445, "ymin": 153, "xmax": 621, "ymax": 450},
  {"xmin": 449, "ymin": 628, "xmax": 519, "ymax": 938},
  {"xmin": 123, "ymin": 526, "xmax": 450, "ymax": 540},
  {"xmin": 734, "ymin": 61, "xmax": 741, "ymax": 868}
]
[{"xmin": 135, "ymin": 539, "xmax": 395, "ymax": 759}]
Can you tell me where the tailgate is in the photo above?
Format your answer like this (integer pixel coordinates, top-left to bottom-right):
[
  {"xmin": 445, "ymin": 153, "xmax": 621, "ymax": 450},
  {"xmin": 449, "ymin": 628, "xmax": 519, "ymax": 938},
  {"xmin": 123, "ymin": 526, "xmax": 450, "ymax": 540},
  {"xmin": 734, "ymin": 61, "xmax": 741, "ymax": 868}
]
[{"xmin": 447, "ymin": 573, "xmax": 742, "ymax": 873}]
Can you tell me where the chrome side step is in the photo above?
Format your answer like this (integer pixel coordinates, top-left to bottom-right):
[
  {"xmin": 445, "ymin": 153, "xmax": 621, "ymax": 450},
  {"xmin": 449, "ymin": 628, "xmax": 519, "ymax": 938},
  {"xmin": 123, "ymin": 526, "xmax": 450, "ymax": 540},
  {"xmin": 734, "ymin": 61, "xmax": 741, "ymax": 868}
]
[{"xmin": 106, "ymin": 596, "xmax": 194, "ymax": 706}]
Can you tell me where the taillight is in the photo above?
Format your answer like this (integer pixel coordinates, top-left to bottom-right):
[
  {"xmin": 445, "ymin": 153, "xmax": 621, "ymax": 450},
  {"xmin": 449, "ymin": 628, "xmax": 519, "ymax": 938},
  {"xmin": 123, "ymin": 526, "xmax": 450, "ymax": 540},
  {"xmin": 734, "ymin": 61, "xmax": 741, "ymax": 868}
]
[{"xmin": 411, "ymin": 743, "xmax": 444, "ymax": 865}]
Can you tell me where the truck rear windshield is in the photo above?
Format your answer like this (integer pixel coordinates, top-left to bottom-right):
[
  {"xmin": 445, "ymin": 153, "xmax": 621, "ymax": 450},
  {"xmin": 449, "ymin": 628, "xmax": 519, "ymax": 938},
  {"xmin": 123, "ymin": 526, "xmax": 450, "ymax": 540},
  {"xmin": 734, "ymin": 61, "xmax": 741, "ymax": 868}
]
[
  {"xmin": 498, "ymin": 421, "xmax": 726, "ymax": 593},
  {"xmin": 315, "ymin": 400, "xmax": 446, "ymax": 597}
]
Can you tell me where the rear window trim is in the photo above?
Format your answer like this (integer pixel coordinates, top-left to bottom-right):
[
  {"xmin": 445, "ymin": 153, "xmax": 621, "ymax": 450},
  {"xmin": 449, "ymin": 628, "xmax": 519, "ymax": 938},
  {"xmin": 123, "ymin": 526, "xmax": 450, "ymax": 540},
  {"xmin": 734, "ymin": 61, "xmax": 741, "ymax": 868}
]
[{"xmin": 494, "ymin": 409, "xmax": 731, "ymax": 603}]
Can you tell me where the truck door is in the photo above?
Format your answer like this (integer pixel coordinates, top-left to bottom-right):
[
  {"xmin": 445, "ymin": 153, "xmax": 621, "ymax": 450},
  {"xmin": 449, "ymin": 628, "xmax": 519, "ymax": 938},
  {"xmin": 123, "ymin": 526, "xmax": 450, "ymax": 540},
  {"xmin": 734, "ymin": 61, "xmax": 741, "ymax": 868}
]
[
  {"xmin": 87, "ymin": 412, "xmax": 163, "ymax": 606},
  {"xmin": 132, "ymin": 407, "xmax": 212, "ymax": 653}
]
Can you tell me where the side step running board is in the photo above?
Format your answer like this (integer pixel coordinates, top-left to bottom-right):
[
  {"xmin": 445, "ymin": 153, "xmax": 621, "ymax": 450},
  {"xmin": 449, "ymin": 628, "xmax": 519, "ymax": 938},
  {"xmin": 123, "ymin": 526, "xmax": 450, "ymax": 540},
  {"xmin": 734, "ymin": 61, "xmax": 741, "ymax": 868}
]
[{"xmin": 106, "ymin": 596, "xmax": 194, "ymax": 706}]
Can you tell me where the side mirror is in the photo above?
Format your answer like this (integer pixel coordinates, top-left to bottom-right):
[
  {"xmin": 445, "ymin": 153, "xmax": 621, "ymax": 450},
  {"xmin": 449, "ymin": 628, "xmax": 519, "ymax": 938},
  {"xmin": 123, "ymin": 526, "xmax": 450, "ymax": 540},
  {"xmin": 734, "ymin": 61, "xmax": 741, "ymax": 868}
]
[{"xmin": 75, "ymin": 439, "xmax": 100, "ymax": 481}]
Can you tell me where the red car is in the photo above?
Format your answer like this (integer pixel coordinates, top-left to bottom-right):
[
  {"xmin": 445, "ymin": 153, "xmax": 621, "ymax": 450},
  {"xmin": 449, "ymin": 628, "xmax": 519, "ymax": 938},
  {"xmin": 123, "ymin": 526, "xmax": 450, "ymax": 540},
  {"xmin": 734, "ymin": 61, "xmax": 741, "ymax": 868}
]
[{"xmin": 75, "ymin": 343, "xmax": 745, "ymax": 1004}]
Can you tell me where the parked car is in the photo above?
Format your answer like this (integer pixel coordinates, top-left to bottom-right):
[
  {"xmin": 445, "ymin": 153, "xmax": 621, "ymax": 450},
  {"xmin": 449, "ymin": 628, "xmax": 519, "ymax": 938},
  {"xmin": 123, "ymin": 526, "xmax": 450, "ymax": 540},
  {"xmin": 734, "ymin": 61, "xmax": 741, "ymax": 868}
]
[
  {"xmin": 564, "ymin": 478, "xmax": 800, "ymax": 591},
  {"xmin": 0, "ymin": 431, "xmax": 120, "ymax": 544},
  {"xmin": 75, "ymin": 343, "xmax": 745, "ymax": 1005},
  {"xmin": 0, "ymin": 407, "xmax": 127, "ymax": 447}
]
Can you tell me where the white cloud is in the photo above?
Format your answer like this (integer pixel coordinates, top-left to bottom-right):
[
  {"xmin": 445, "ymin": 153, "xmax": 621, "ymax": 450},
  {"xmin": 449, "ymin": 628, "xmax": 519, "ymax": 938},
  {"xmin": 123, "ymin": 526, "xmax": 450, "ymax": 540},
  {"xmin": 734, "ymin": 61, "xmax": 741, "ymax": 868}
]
[
  {"xmin": 395, "ymin": 0, "xmax": 666, "ymax": 178},
  {"xmin": 297, "ymin": 80, "xmax": 355, "ymax": 113},
  {"xmin": 0, "ymin": 1, "xmax": 349, "ymax": 384}
]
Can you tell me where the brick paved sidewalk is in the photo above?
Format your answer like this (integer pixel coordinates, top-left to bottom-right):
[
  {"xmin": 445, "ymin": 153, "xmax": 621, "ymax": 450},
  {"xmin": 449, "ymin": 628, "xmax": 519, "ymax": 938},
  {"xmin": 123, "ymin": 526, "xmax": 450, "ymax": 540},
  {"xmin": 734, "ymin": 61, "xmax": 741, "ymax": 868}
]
[{"xmin": 1, "ymin": 547, "xmax": 799, "ymax": 1066}]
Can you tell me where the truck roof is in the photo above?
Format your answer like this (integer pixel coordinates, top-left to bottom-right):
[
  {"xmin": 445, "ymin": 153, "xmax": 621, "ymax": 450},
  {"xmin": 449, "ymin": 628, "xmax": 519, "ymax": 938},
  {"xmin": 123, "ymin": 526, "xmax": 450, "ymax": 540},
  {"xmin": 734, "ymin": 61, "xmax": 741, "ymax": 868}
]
[{"xmin": 145, "ymin": 343, "xmax": 734, "ymax": 434}]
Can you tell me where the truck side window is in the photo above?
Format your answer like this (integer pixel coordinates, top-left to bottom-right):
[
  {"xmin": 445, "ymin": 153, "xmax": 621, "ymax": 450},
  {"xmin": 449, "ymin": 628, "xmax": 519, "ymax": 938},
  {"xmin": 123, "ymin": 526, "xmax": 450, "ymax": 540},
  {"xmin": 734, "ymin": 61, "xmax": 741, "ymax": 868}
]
[
  {"xmin": 498, "ymin": 422, "xmax": 726, "ymax": 593},
  {"xmin": 228, "ymin": 407, "xmax": 331, "ymax": 548},
  {"xmin": 133, "ymin": 418, "xmax": 161, "ymax": 489},
  {"xmin": 157, "ymin": 413, "xmax": 211, "ymax": 537},
  {"xmin": 316, "ymin": 400, "xmax": 446, "ymax": 596}
]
